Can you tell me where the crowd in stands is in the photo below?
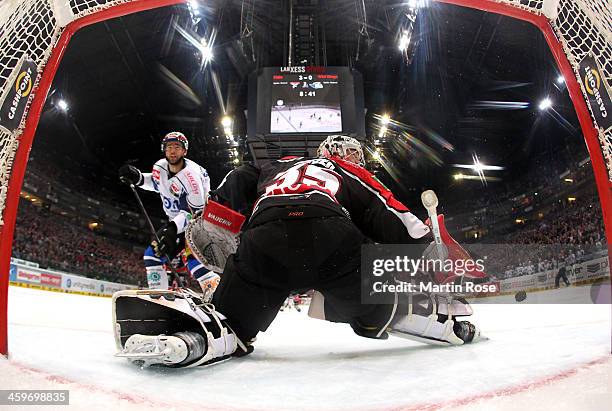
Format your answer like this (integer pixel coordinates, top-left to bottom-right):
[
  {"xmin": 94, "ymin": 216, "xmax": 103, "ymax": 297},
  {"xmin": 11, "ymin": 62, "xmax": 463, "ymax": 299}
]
[
  {"xmin": 479, "ymin": 195, "xmax": 607, "ymax": 279},
  {"xmin": 25, "ymin": 152, "xmax": 156, "ymax": 219},
  {"xmin": 12, "ymin": 200, "xmax": 146, "ymax": 286}
]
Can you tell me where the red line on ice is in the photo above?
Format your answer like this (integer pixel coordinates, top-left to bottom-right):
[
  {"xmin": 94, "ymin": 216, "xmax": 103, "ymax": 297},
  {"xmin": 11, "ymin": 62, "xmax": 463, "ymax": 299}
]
[{"xmin": 386, "ymin": 356, "xmax": 611, "ymax": 411}]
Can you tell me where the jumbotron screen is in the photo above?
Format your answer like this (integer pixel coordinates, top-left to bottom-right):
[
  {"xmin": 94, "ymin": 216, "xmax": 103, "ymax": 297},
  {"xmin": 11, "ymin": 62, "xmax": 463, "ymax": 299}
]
[{"xmin": 270, "ymin": 72, "xmax": 342, "ymax": 133}]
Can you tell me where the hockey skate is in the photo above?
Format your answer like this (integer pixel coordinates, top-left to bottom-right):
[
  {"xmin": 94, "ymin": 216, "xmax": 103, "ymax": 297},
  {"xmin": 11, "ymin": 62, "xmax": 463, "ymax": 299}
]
[
  {"xmin": 117, "ymin": 333, "xmax": 193, "ymax": 367},
  {"xmin": 388, "ymin": 293, "xmax": 486, "ymax": 346}
]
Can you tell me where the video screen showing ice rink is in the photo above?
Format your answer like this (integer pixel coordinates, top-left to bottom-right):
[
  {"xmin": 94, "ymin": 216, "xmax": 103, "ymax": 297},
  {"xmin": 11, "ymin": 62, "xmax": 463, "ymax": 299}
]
[
  {"xmin": 270, "ymin": 71, "xmax": 342, "ymax": 133},
  {"xmin": 271, "ymin": 104, "xmax": 342, "ymax": 133}
]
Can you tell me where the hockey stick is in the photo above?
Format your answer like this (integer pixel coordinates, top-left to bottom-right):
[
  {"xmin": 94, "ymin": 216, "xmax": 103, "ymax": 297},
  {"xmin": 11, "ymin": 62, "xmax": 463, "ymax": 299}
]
[
  {"xmin": 129, "ymin": 184, "xmax": 185, "ymax": 288},
  {"xmin": 421, "ymin": 190, "xmax": 444, "ymax": 254}
]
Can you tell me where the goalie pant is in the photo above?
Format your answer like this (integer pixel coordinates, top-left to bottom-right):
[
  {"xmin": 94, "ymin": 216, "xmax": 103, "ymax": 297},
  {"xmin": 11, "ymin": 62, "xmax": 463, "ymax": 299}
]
[{"xmin": 211, "ymin": 156, "xmax": 434, "ymax": 342}]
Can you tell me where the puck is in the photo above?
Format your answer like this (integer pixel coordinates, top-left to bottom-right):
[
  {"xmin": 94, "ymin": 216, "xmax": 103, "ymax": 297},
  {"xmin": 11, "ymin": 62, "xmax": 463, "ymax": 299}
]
[{"xmin": 515, "ymin": 290, "xmax": 527, "ymax": 302}]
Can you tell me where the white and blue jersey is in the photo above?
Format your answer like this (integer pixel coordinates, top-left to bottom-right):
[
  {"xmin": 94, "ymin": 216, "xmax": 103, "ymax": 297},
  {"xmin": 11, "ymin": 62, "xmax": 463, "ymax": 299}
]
[{"xmin": 139, "ymin": 158, "xmax": 210, "ymax": 234}]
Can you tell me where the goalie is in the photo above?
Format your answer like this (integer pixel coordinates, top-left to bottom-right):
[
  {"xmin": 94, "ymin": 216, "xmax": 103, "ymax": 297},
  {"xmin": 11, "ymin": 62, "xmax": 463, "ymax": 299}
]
[{"xmin": 114, "ymin": 135, "xmax": 487, "ymax": 367}]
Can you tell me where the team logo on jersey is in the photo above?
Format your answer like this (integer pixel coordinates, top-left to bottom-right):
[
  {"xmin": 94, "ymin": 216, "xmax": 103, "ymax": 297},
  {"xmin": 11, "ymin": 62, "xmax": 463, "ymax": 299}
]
[
  {"xmin": 169, "ymin": 180, "xmax": 182, "ymax": 197},
  {"xmin": 152, "ymin": 169, "xmax": 161, "ymax": 182}
]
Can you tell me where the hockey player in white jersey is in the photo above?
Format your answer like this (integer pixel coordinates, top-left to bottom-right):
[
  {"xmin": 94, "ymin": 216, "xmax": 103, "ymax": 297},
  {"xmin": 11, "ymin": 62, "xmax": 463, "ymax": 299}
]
[{"xmin": 119, "ymin": 131, "xmax": 219, "ymax": 296}]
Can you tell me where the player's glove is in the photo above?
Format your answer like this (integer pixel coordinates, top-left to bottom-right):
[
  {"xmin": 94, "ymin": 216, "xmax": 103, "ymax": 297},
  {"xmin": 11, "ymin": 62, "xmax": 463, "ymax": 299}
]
[
  {"xmin": 152, "ymin": 221, "xmax": 178, "ymax": 258},
  {"xmin": 119, "ymin": 164, "xmax": 142, "ymax": 186}
]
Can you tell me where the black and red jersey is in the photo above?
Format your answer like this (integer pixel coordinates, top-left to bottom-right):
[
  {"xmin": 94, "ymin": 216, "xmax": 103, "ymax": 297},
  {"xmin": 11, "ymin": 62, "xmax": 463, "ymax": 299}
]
[{"xmin": 213, "ymin": 156, "xmax": 430, "ymax": 243}]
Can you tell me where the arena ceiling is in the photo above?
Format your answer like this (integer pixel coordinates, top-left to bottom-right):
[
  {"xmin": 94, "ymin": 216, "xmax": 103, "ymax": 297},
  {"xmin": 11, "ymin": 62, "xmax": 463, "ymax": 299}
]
[{"xmin": 30, "ymin": 0, "xmax": 588, "ymax": 210}]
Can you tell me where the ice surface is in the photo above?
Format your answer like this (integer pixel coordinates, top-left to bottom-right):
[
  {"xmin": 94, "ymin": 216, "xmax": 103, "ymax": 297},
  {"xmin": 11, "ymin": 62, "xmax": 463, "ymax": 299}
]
[{"xmin": 1, "ymin": 285, "xmax": 610, "ymax": 410}]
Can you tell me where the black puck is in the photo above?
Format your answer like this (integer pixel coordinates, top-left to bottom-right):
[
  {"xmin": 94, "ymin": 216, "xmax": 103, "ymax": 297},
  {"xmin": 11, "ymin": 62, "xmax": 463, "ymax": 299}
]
[{"xmin": 515, "ymin": 290, "xmax": 527, "ymax": 302}]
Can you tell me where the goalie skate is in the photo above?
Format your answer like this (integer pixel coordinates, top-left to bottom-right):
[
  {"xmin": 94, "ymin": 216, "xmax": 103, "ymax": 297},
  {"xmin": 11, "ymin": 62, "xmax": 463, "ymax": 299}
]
[
  {"xmin": 116, "ymin": 334, "xmax": 189, "ymax": 367},
  {"xmin": 388, "ymin": 293, "xmax": 487, "ymax": 346}
]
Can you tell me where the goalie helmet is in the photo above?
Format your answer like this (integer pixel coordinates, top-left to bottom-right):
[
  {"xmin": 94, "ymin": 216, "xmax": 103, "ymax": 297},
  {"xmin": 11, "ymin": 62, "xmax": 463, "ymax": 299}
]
[
  {"xmin": 161, "ymin": 131, "xmax": 189, "ymax": 152},
  {"xmin": 317, "ymin": 135, "xmax": 365, "ymax": 166}
]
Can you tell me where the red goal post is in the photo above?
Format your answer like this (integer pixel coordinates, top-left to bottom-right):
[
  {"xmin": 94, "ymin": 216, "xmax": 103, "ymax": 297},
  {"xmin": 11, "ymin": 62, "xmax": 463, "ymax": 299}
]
[{"xmin": 0, "ymin": 0, "xmax": 610, "ymax": 356}]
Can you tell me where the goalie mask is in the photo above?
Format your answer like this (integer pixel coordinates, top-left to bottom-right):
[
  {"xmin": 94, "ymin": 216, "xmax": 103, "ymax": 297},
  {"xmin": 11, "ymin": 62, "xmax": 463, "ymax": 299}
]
[{"xmin": 317, "ymin": 135, "xmax": 365, "ymax": 166}]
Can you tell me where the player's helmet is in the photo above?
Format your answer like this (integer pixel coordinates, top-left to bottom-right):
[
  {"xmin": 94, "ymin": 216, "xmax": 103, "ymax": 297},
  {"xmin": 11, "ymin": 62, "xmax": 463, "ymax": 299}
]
[
  {"xmin": 317, "ymin": 135, "xmax": 365, "ymax": 166},
  {"xmin": 161, "ymin": 131, "xmax": 189, "ymax": 152}
]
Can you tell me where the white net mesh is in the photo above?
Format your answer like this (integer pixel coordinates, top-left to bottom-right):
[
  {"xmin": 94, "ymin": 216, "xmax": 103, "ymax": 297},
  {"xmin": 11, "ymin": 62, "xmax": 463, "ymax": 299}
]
[
  {"xmin": 0, "ymin": 0, "xmax": 134, "ymax": 225},
  {"xmin": 499, "ymin": 0, "xmax": 544, "ymax": 13},
  {"xmin": 0, "ymin": 0, "xmax": 610, "ymax": 227},
  {"xmin": 0, "ymin": 0, "xmax": 59, "ymax": 225},
  {"xmin": 70, "ymin": 0, "xmax": 133, "ymax": 19},
  {"xmin": 555, "ymin": 0, "xmax": 612, "ymax": 179}
]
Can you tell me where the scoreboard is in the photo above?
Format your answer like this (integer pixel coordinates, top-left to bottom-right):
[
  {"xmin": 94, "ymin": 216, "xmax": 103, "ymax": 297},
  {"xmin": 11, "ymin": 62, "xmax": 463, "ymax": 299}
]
[
  {"xmin": 248, "ymin": 66, "xmax": 365, "ymax": 139},
  {"xmin": 270, "ymin": 71, "xmax": 342, "ymax": 133}
]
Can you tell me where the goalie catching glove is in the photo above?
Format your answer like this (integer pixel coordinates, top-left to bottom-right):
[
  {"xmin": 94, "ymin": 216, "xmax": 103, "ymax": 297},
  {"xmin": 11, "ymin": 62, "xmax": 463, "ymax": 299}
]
[
  {"xmin": 185, "ymin": 200, "xmax": 246, "ymax": 273},
  {"xmin": 423, "ymin": 214, "xmax": 489, "ymax": 285}
]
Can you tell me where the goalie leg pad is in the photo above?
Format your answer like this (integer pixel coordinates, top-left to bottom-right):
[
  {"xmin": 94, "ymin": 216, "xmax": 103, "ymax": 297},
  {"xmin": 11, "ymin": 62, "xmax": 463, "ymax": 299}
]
[{"xmin": 112, "ymin": 290, "xmax": 239, "ymax": 367}]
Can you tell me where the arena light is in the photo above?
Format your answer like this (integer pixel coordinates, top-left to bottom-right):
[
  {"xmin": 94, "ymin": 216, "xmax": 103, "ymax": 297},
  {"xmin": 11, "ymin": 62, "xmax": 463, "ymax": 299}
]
[
  {"xmin": 378, "ymin": 126, "xmax": 388, "ymax": 138},
  {"xmin": 398, "ymin": 31, "xmax": 411, "ymax": 52},
  {"xmin": 221, "ymin": 115, "xmax": 233, "ymax": 136},
  {"xmin": 556, "ymin": 75, "xmax": 565, "ymax": 84},
  {"xmin": 452, "ymin": 172, "xmax": 501, "ymax": 182},
  {"xmin": 221, "ymin": 115, "xmax": 232, "ymax": 128},
  {"xmin": 57, "ymin": 99, "xmax": 68, "ymax": 111},
  {"xmin": 407, "ymin": 0, "xmax": 429, "ymax": 8},
  {"xmin": 452, "ymin": 153, "xmax": 503, "ymax": 185},
  {"xmin": 452, "ymin": 163, "xmax": 504, "ymax": 171},
  {"xmin": 538, "ymin": 97, "xmax": 552, "ymax": 111},
  {"xmin": 174, "ymin": 23, "xmax": 215, "ymax": 65},
  {"xmin": 199, "ymin": 38, "xmax": 213, "ymax": 63},
  {"xmin": 380, "ymin": 114, "xmax": 391, "ymax": 125},
  {"xmin": 564, "ymin": 178, "xmax": 574, "ymax": 183},
  {"xmin": 189, "ymin": 0, "xmax": 200, "ymax": 14},
  {"xmin": 567, "ymin": 196, "xmax": 576, "ymax": 202}
]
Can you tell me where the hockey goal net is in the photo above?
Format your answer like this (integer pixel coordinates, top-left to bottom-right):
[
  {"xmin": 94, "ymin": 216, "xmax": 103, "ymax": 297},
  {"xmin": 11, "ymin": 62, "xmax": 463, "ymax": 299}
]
[{"xmin": 0, "ymin": 0, "xmax": 610, "ymax": 356}]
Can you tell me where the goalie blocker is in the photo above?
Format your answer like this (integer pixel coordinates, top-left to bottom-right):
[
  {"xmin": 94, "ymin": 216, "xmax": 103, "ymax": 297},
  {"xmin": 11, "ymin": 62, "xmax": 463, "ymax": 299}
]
[{"xmin": 113, "ymin": 289, "xmax": 247, "ymax": 367}]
